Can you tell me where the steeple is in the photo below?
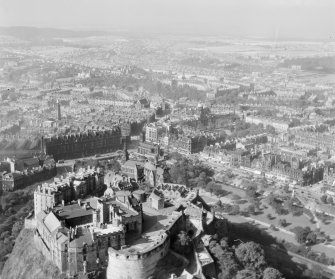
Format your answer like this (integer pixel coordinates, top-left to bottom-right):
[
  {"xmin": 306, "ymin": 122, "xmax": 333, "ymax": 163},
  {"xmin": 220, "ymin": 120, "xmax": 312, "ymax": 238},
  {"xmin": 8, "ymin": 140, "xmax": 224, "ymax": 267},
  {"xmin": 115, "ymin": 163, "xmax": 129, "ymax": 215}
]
[
  {"xmin": 122, "ymin": 140, "xmax": 129, "ymax": 163},
  {"xmin": 56, "ymin": 100, "xmax": 61, "ymax": 121}
]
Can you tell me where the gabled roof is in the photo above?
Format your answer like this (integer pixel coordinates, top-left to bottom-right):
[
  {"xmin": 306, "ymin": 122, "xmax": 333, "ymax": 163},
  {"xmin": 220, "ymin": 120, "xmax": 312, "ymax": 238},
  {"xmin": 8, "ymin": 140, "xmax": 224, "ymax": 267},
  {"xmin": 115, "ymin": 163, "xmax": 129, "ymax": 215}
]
[
  {"xmin": 44, "ymin": 212, "xmax": 61, "ymax": 233},
  {"xmin": 149, "ymin": 189, "xmax": 164, "ymax": 200}
]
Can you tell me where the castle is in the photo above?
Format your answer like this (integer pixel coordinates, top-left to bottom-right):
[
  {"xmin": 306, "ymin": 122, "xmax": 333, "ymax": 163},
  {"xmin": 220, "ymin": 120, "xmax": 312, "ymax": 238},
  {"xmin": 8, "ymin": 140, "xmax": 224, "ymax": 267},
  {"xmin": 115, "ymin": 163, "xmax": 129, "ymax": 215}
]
[{"xmin": 27, "ymin": 167, "xmax": 220, "ymax": 279}]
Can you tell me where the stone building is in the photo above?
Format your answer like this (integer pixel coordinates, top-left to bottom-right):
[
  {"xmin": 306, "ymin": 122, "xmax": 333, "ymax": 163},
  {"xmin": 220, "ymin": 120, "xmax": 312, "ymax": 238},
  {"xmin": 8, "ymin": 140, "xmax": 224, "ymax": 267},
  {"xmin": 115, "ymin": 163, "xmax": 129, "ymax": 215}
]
[
  {"xmin": 135, "ymin": 98, "xmax": 150, "ymax": 110},
  {"xmin": 34, "ymin": 167, "xmax": 104, "ymax": 217},
  {"xmin": 156, "ymin": 183, "xmax": 190, "ymax": 200},
  {"xmin": 324, "ymin": 163, "xmax": 335, "ymax": 185},
  {"xmin": 28, "ymin": 164, "xmax": 221, "ymax": 279},
  {"xmin": 121, "ymin": 160, "xmax": 144, "ymax": 181},
  {"xmin": 33, "ymin": 184, "xmax": 143, "ymax": 276},
  {"xmin": 1, "ymin": 156, "xmax": 56, "ymax": 192},
  {"xmin": 145, "ymin": 123, "xmax": 159, "ymax": 143},
  {"xmin": 137, "ymin": 141, "xmax": 160, "ymax": 158},
  {"xmin": 43, "ymin": 127, "xmax": 122, "ymax": 161},
  {"xmin": 177, "ymin": 135, "xmax": 207, "ymax": 155},
  {"xmin": 148, "ymin": 189, "xmax": 164, "ymax": 210}
]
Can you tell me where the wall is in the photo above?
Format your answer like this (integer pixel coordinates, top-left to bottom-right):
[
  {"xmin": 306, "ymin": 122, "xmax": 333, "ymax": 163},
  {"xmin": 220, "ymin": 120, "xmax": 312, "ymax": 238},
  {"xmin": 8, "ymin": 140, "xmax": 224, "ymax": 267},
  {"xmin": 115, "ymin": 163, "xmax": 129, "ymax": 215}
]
[
  {"xmin": 106, "ymin": 212, "xmax": 184, "ymax": 279},
  {"xmin": 106, "ymin": 238, "xmax": 170, "ymax": 279}
]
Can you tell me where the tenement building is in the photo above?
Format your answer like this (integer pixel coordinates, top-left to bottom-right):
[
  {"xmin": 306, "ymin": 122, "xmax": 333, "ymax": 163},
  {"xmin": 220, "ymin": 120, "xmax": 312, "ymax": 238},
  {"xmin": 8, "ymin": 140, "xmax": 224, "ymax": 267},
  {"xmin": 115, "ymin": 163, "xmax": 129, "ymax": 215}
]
[
  {"xmin": 0, "ymin": 156, "xmax": 56, "ymax": 192},
  {"xmin": 43, "ymin": 127, "xmax": 122, "ymax": 161},
  {"xmin": 176, "ymin": 135, "xmax": 207, "ymax": 155}
]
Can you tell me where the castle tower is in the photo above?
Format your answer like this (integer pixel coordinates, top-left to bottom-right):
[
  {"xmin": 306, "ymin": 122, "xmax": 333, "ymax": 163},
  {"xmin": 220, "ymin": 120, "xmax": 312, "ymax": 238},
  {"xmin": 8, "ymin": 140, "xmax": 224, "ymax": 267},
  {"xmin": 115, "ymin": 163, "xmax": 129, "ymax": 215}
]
[{"xmin": 57, "ymin": 100, "xmax": 61, "ymax": 121}]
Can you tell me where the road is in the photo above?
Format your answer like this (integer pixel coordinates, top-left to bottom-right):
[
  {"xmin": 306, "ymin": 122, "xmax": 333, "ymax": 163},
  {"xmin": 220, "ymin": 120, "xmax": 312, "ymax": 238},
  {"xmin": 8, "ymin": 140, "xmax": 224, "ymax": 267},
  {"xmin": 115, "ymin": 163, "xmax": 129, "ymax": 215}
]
[{"xmin": 56, "ymin": 151, "xmax": 120, "ymax": 167}]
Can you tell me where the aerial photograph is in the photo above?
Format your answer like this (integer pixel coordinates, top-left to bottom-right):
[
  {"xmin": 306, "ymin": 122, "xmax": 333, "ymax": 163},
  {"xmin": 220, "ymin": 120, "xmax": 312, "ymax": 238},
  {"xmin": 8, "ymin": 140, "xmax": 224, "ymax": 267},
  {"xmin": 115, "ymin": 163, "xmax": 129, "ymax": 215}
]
[{"xmin": 0, "ymin": 0, "xmax": 334, "ymax": 278}]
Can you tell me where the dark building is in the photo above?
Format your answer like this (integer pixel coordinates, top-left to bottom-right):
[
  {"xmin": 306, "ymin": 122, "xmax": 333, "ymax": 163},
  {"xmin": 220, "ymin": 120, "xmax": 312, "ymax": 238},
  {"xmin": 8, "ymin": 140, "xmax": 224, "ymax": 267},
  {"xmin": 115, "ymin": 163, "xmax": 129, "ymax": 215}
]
[
  {"xmin": 177, "ymin": 135, "xmax": 207, "ymax": 155},
  {"xmin": 1, "ymin": 156, "xmax": 56, "ymax": 192},
  {"xmin": 43, "ymin": 127, "xmax": 122, "ymax": 161},
  {"xmin": 120, "ymin": 121, "xmax": 131, "ymax": 145},
  {"xmin": 135, "ymin": 98, "xmax": 150, "ymax": 110}
]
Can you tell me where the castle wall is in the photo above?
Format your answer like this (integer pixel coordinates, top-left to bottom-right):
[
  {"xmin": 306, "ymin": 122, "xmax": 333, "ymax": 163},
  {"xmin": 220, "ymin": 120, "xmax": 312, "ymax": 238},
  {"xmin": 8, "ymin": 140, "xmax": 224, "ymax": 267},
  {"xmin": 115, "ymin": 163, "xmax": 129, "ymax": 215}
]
[
  {"xmin": 106, "ymin": 238, "xmax": 170, "ymax": 279},
  {"xmin": 67, "ymin": 232, "xmax": 125, "ymax": 276},
  {"xmin": 106, "ymin": 212, "xmax": 184, "ymax": 279}
]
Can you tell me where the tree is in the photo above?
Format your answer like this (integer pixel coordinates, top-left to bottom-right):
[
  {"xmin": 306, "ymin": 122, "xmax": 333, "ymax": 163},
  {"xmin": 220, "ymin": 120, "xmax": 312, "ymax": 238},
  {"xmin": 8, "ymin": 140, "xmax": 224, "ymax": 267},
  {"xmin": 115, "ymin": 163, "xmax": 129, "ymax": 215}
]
[
  {"xmin": 11, "ymin": 221, "xmax": 23, "ymax": 238},
  {"xmin": 326, "ymin": 196, "xmax": 333, "ymax": 204},
  {"xmin": 245, "ymin": 185, "xmax": 257, "ymax": 200},
  {"xmin": 220, "ymin": 239, "xmax": 229, "ymax": 249},
  {"xmin": 206, "ymin": 181, "xmax": 216, "ymax": 195},
  {"xmin": 209, "ymin": 241, "xmax": 240, "ymax": 279},
  {"xmin": 263, "ymin": 267, "xmax": 283, "ymax": 279},
  {"xmin": 265, "ymin": 125, "xmax": 276, "ymax": 134},
  {"xmin": 285, "ymin": 199, "xmax": 303, "ymax": 216},
  {"xmin": 235, "ymin": 242, "xmax": 266, "ymax": 271},
  {"xmin": 306, "ymin": 232, "xmax": 317, "ymax": 245},
  {"xmin": 236, "ymin": 269, "xmax": 257, "ymax": 279},
  {"xmin": 320, "ymin": 195, "xmax": 328, "ymax": 204},
  {"xmin": 229, "ymin": 205, "xmax": 240, "ymax": 215},
  {"xmin": 278, "ymin": 219, "xmax": 287, "ymax": 227},
  {"xmin": 247, "ymin": 204, "xmax": 255, "ymax": 215},
  {"xmin": 283, "ymin": 185, "xmax": 289, "ymax": 193},
  {"xmin": 293, "ymin": 226, "xmax": 311, "ymax": 244},
  {"xmin": 170, "ymin": 160, "xmax": 188, "ymax": 185},
  {"xmin": 172, "ymin": 231, "xmax": 192, "ymax": 255},
  {"xmin": 108, "ymin": 159, "xmax": 121, "ymax": 172}
]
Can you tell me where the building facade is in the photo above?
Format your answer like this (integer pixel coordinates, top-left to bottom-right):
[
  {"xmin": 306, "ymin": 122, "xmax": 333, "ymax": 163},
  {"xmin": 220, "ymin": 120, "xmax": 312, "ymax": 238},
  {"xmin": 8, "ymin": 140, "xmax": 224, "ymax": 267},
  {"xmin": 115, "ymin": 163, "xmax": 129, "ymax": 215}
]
[{"xmin": 44, "ymin": 127, "xmax": 122, "ymax": 161}]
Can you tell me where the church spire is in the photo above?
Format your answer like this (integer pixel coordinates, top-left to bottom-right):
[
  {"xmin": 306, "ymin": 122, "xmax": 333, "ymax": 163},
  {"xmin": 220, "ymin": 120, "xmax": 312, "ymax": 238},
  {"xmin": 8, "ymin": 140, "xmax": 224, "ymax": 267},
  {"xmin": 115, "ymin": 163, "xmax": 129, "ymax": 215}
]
[{"xmin": 122, "ymin": 140, "xmax": 129, "ymax": 162}]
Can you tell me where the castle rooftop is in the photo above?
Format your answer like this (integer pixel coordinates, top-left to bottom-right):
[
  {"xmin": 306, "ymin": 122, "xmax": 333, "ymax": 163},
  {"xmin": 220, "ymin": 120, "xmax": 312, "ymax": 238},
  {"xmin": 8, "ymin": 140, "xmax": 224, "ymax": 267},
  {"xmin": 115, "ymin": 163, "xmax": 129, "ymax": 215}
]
[
  {"xmin": 54, "ymin": 197, "xmax": 100, "ymax": 220},
  {"xmin": 121, "ymin": 202, "xmax": 182, "ymax": 254}
]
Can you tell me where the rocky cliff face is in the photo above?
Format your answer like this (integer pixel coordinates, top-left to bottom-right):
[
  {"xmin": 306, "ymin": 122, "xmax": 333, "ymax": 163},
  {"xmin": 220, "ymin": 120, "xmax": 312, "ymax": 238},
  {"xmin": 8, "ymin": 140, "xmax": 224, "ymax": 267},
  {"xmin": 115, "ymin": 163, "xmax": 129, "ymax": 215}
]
[{"xmin": 0, "ymin": 229, "xmax": 65, "ymax": 279}]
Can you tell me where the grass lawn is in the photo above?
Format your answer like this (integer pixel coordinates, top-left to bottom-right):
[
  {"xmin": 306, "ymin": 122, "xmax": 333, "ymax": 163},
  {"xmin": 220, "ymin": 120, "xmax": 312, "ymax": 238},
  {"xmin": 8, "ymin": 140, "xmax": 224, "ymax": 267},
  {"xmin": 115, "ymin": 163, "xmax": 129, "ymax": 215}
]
[{"xmin": 252, "ymin": 199, "xmax": 317, "ymax": 231}]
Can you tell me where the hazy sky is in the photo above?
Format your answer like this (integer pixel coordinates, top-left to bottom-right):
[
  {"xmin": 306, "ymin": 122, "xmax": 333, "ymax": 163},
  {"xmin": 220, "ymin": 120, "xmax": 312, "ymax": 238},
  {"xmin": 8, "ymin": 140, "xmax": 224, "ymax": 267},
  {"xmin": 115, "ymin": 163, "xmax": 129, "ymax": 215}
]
[{"xmin": 0, "ymin": 0, "xmax": 334, "ymax": 39}]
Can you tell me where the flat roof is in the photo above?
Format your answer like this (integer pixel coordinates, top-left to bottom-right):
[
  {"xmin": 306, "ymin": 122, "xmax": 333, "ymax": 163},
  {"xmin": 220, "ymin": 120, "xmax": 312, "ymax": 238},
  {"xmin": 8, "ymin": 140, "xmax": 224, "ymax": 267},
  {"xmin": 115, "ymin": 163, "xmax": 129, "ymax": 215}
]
[
  {"xmin": 120, "ymin": 202, "xmax": 181, "ymax": 254},
  {"xmin": 108, "ymin": 200, "xmax": 138, "ymax": 218},
  {"xmin": 54, "ymin": 198, "xmax": 100, "ymax": 219}
]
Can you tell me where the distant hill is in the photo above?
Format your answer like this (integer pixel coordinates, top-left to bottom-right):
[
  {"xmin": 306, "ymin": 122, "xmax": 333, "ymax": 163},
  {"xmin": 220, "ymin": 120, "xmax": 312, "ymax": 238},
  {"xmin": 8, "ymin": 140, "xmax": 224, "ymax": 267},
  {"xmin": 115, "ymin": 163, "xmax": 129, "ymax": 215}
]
[
  {"xmin": 280, "ymin": 56, "xmax": 335, "ymax": 74},
  {"xmin": 0, "ymin": 26, "xmax": 109, "ymax": 41}
]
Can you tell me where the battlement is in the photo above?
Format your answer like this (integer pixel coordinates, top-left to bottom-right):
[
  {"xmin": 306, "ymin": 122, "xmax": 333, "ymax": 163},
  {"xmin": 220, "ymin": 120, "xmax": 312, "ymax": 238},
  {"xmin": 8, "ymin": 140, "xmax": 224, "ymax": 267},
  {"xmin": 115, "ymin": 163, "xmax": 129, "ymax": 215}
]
[
  {"xmin": 106, "ymin": 210, "xmax": 183, "ymax": 279},
  {"xmin": 109, "ymin": 235, "xmax": 169, "ymax": 260}
]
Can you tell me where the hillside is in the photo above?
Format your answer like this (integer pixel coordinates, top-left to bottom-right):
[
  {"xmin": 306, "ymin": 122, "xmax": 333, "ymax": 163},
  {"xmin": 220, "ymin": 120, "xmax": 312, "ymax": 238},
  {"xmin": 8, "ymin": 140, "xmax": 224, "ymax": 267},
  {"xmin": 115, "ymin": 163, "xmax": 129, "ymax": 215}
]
[
  {"xmin": 1, "ymin": 228, "xmax": 107, "ymax": 279},
  {"xmin": 0, "ymin": 26, "xmax": 108, "ymax": 41},
  {"xmin": 0, "ymin": 229, "xmax": 65, "ymax": 279}
]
